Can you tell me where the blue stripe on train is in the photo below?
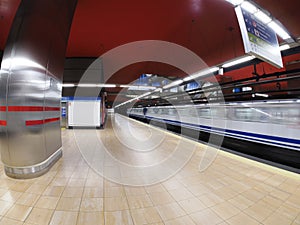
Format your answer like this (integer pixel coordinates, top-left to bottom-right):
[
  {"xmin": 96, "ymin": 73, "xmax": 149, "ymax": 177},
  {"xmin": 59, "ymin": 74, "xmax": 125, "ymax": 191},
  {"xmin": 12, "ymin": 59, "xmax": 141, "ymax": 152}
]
[{"xmin": 130, "ymin": 114, "xmax": 300, "ymax": 150}]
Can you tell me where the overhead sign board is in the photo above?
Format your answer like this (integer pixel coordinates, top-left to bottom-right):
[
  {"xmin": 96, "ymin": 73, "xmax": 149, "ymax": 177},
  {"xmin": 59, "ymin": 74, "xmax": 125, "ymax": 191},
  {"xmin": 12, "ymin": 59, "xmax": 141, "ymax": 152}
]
[{"xmin": 235, "ymin": 6, "xmax": 283, "ymax": 68}]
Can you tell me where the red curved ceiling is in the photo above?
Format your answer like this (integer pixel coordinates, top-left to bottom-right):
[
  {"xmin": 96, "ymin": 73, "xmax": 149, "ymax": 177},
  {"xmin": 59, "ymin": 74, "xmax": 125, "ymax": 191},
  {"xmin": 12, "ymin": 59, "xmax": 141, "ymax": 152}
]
[
  {"xmin": 67, "ymin": 0, "xmax": 245, "ymax": 67},
  {"xmin": 1, "ymin": 0, "xmax": 300, "ymax": 80},
  {"xmin": 0, "ymin": 0, "xmax": 21, "ymax": 49}
]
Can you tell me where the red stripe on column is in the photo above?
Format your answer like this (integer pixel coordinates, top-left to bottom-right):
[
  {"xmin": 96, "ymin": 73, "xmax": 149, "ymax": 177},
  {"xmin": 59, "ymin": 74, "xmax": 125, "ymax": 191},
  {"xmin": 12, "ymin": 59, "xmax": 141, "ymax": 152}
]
[
  {"xmin": 0, "ymin": 120, "xmax": 7, "ymax": 126},
  {"xmin": 8, "ymin": 106, "xmax": 44, "ymax": 112},
  {"xmin": 45, "ymin": 107, "xmax": 60, "ymax": 111},
  {"xmin": 26, "ymin": 119, "xmax": 44, "ymax": 126},
  {"xmin": 0, "ymin": 106, "xmax": 6, "ymax": 111},
  {"xmin": 26, "ymin": 117, "xmax": 60, "ymax": 126},
  {"xmin": 45, "ymin": 117, "xmax": 60, "ymax": 123},
  {"xmin": 8, "ymin": 106, "xmax": 60, "ymax": 112}
]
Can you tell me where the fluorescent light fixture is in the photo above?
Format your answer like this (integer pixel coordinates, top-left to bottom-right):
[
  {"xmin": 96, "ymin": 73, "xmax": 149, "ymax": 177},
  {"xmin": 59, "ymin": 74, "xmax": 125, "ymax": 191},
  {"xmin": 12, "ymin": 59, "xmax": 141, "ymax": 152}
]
[
  {"xmin": 77, "ymin": 84, "xmax": 96, "ymax": 87},
  {"xmin": 222, "ymin": 55, "xmax": 255, "ymax": 68},
  {"xmin": 226, "ymin": 0, "xmax": 244, "ymax": 6},
  {"xmin": 138, "ymin": 92, "xmax": 152, "ymax": 98},
  {"xmin": 62, "ymin": 83, "xmax": 75, "ymax": 87},
  {"xmin": 242, "ymin": 86, "xmax": 252, "ymax": 91},
  {"xmin": 209, "ymin": 67, "xmax": 220, "ymax": 73},
  {"xmin": 163, "ymin": 79, "xmax": 183, "ymax": 89},
  {"xmin": 120, "ymin": 85, "xmax": 131, "ymax": 88},
  {"xmin": 241, "ymin": 1, "xmax": 257, "ymax": 14},
  {"xmin": 100, "ymin": 84, "xmax": 116, "ymax": 88},
  {"xmin": 279, "ymin": 44, "xmax": 290, "ymax": 51},
  {"xmin": 218, "ymin": 67, "xmax": 224, "ymax": 75},
  {"xmin": 254, "ymin": 10, "xmax": 272, "ymax": 24},
  {"xmin": 120, "ymin": 85, "xmax": 157, "ymax": 90},
  {"xmin": 132, "ymin": 86, "xmax": 157, "ymax": 90},
  {"xmin": 183, "ymin": 67, "xmax": 219, "ymax": 82},
  {"xmin": 77, "ymin": 83, "xmax": 116, "ymax": 88},
  {"xmin": 252, "ymin": 93, "xmax": 269, "ymax": 98},
  {"xmin": 268, "ymin": 21, "xmax": 291, "ymax": 40}
]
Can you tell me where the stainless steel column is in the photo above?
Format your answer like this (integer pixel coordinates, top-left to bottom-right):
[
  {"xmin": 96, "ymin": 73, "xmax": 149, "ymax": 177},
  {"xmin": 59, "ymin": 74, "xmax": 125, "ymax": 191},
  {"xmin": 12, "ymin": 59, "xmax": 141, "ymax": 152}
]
[{"xmin": 0, "ymin": 0, "xmax": 77, "ymax": 178}]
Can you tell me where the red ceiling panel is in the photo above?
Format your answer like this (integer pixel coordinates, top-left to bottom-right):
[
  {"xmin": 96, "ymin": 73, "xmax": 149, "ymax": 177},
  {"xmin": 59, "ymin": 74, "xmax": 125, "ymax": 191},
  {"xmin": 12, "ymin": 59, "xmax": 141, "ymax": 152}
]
[
  {"xmin": 0, "ymin": 0, "xmax": 21, "ymax": 49},
  {"xmin": 1, "ymin": 0, "xmax": 300, "ymax": 84},
  {"xmin": 66, "ymin": 0, "xmax": 245, "ymax": 67}
]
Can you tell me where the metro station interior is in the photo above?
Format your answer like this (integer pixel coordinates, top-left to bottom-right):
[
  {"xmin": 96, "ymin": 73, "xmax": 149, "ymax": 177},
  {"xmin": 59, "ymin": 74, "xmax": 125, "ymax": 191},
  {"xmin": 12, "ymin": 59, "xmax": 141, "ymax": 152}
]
[{"xmin": 0, "ymin": 0, "xmax": 300, "ymax": 224}]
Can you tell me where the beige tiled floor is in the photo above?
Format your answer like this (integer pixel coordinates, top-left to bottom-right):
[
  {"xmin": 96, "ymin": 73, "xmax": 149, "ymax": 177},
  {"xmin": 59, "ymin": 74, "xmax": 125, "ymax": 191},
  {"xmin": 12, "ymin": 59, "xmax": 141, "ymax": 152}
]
[{"xmin": 0, "ymin": 115, "xmax": 299, "ymax": 224}]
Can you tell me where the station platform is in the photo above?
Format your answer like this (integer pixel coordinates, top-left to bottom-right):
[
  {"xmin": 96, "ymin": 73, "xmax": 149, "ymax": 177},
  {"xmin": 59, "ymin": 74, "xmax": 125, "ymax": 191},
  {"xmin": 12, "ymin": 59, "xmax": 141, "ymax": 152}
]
[{"xmin": 0, "ymin": 114, "xmax": 299, "ymax": 225}]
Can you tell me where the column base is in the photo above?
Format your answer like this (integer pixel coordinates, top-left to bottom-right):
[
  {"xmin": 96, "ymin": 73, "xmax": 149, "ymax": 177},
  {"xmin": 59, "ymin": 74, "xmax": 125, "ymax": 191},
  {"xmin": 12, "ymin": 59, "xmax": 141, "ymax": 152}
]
[{"xmin": 4, "ymin": 148, "xmax": 62, "ymax": 179}]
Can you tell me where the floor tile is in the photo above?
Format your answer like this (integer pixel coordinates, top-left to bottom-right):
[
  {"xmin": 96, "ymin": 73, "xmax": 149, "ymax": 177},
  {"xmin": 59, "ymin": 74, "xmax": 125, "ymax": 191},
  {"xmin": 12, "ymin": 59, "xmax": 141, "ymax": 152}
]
[
  {"xmin": 76, "ymin": 211, "xmax": 104, "ymax": 225},
  {"xmin": 226, "ymin": 212, "xmax": 260, "ymax": 225},
  {"xmin": 0, "ymin": 217, "xmax": 23, "ymax": 225},
  {"xmin": 165, "ymin": 215, "xmax": 196, "ymax": 225},
  {"xmin": 243, "ymin": 201, "xmax": 274, "ymax": 222},
  {"xmin": 25, "ymin": 185, "xmax": 47, "ymax": 195},
  {"xmin": 67, "ymin": 178, "xmax": 86, "ymax": 187},
  {"xmin": 241, "ymin": 188, "xmax": 265, "ymax": 203},
  {"xmin": 62, "ymin": 187, "xmax": 84, "ymax": 198},
  {"xmin": 156, "ymin": 202, "xmax": 186, "ymax": 221},
  {"xmin": 190, "ymin": 208, "xmax": 223, "ymax": 225},
  {"xmin": 130, "ymin": 207, "xmax": 162, "ymax": 224},
  {"xmin": 80, "ymin": 198, "xmax": 103, "ymax": 211},
  {"xmin": 168, "ymin": 188, "xmax": 194, "ymax": 201},
  {"xmin": 127, "ymin": 194, "xmax": 153, "ymax": 209},
  {"xmin": 83, "ymin": 187, "xmax": 103, "ymax": 198},
  {"xmin": 5, "ymin": 204, "xmax": 32, "ymax": 221},
  {"xmin": 56, "ymin": 197, "xmax": 81, "ymax": 211},
  {"xmin": 124, "ymin": 187, "xmax": 147, "ymax": 196},
  {"xmin": 42, "ymin": 186, "xmax": 65, "ymax": 197},
  {"xmin": 104, "ymin": 187, "xmax": 125, "ymax": 198},
  {"xmin": 0, "ymin": 191, "xmax": 22, "ymax": 203},
  {"xmin": 104, "ymin": 196, "xmax": 129, "ymax": 211},
  {"xmin": 105, "ymin": 210, "xmax": 133, "ymax": 225},
  {"xmin": 15, "ymin": 193, "xmax": 39, "ymax": 207},
  {"xmin": 228, "ymin": 194, "xmax": 254, "ymax": 210},
  {"xmin": 276, "ymin": 203, "xmax": 300, "ymax": 221},
  {"xmin": 49, "ymin": 211, "xmax": 78, "ymax": 225},
  {"xmin": 0, "ymin": 201, "xmax": 13, "ymax": 216},
  {"xmin": 263, "ymin": 212, "xmax": 293, "ymax": 225},
  {"xmin": 178, "ymin": 197, "xmax": 207, "ymax": 214},
  {"xmin": 198, "ymin": 192, "xmax": 225, "ymax": 207},
  {"xmin": 34, "ymin": 196, "xmax": 59, "ymax": 210},
  {"xmin": 149, "ymin": 192, "xmax": 174, "ymax": 205},
  {"xmin": 211, "ymin": 201, "xmax": 240, "ymax": 220},
  {"xmin": 25, "ymin": 208, "xmax": 53, "ymax": 225}
]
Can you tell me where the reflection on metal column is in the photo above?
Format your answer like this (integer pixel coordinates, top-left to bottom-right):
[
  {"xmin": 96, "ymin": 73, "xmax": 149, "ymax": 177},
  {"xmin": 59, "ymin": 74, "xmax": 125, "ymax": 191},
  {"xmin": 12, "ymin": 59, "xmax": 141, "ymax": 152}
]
[{"xmin": 0, "ymin": 0, "xmax": 77, "ymax": 178}]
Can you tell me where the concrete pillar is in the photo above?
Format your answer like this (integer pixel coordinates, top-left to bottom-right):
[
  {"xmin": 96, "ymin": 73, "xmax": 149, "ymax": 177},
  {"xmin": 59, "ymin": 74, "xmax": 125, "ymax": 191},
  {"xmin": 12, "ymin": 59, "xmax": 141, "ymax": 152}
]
[{"xmin": 0, "ymin": 0, "xmax": 77, "ymax": 178}]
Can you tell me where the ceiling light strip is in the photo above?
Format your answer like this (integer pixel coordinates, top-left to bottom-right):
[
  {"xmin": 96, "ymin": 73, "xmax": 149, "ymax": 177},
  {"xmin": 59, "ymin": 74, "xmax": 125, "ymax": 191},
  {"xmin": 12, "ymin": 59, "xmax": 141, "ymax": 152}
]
[
  {"xmin": 222, "ymin": 55, "xmax": 255, "ymax": 68},
  {"xmin": 227, "ymin": 0, "xmax": 292, "ymax": 40}
]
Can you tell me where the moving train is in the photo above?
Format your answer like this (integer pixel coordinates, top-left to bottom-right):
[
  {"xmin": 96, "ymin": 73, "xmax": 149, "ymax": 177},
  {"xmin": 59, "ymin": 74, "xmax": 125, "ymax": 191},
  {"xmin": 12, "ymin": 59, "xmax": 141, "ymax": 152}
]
[{"xmin": 127, "ymin": 99, "xmax": 300, "ymax": 171}]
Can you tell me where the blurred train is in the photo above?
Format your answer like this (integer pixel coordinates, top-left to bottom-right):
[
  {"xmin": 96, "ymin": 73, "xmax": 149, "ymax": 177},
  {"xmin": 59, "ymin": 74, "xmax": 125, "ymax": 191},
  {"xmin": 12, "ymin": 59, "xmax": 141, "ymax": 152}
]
[{"xmin": 127, "ymin": 99, "xmax": 300, "ymax": 171}]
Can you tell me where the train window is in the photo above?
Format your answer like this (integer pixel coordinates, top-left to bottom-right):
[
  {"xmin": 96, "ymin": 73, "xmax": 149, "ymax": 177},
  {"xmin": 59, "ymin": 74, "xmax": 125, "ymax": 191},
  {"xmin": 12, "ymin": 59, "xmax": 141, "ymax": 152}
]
[
  {"xmin": 153, "ymin": 108, "xmax": 159, "ymax": 114},
  {"xmin": 161, "ymin": 108, "xmax": 169, "ymax": 114},
  {"xmin": 169, "ymin": 108, "xmax": 176, "ymax": 115},
  {"xmin": 271, "ymin": 106, "xmax": 300, "ymax": 124},
  {"xmin": 288, "ymin": 107, "xmax": 300, "ymax": 123},
  {"xmin": 189, "ymin": 108, "xmax": 197, "ymax": 117},
  {"xmin": 234, "ymin": 107, "xmax": 253, "ymax": 121},
  {"xmin": 198, "ymin": 108, "xmax": 211, "ymax": 118}
]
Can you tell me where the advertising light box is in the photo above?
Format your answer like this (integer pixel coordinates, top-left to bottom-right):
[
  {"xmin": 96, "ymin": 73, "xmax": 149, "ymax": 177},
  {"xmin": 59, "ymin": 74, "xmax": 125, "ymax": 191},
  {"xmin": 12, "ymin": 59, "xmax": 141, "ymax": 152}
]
[
  {"xmin": 67, "ymin": 97, "xmax": 101, "ymax": 128},
  {"xmin": 235, "ymin": 6, "xmax": 283, "ymax": 68}
]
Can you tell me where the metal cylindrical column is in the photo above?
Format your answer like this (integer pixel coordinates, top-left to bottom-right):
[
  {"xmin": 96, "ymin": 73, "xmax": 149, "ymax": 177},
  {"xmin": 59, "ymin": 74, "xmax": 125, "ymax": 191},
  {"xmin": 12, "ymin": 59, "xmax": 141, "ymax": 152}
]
[{"xmin": 0, "ymin": 0, "xmax": 77, "ymax": 178}]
